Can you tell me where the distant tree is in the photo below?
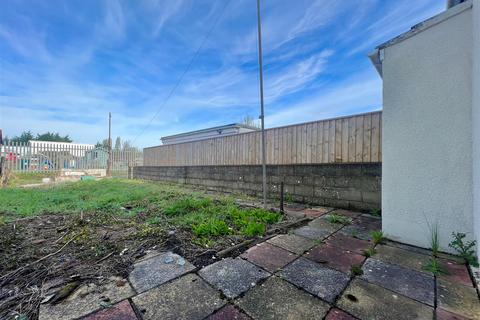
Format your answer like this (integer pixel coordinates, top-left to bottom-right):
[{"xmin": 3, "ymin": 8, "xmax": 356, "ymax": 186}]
[
  {"xmin": 36, "ymin": 132, "xmax": 72, "ymax": 142},
  {"xmin": 95, "ymin": 139, "xmax": 110, "ymax": 149},
  {"xmin": 241, "ymin": 115, "xmax": 260, "ymax": 129},
  {"xmin": 5, "ymin": 131, "xmax": 34, "ymax": 144},
  {"xmin": 114, "ymin": 137, "xmax": 121, "ymax": 150}
]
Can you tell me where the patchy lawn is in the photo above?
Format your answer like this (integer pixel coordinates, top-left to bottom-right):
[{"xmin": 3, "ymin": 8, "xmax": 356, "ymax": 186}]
[
  {"xmin": 0, "ymin": 179, "xmax": 290, "ymax": 319},
  {"xmin": 4, "ymin": 172, "xmax": 57, "ymax": 188}
]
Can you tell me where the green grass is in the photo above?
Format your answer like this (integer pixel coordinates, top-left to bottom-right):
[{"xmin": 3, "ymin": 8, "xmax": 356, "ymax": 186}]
[
  {"xmin": 6, "ymin": 172, "xmax": 57, "ymax": 187},
  {"xmin": 423, "ymin": 257, "xmax": 447, "ymax": 276},
  {"xmin": 0, "ymin": 179, "xmax": 281, "ymax": 242},
  {"xmin": 362, "ymin": 247, "xmax": 377, "ymax": 258},
  {"xmin": 371, "ymin": 230, "xmax": 386, "ymax": 245},
  {"xmin": 325, "ymin": 214, "xmax": 352, "ymax": 225}
]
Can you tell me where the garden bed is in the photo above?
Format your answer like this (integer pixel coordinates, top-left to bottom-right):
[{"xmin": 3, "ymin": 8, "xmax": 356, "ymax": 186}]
[{"xmin": 0, "ymin": 179, "xmax": 297, "ymax": 319}]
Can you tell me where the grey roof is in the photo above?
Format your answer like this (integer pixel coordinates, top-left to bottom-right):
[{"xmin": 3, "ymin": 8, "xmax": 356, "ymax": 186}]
[{"xmin": 161, "ymin": 123, "xmax": 260, "ymax": 140}]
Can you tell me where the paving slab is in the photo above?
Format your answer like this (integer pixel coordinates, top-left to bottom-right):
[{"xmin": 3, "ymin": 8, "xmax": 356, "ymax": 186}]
[
  {"xmin": 337, "ymin": 226, "xmax": 373, "ymax": 241},
  {"xmin": 329, "ymin": 209, "xmax": 362, "ymax": 218},
  {"xmin": 325, "ymin": 308, "xmax": 358, "ymax": 320},
  {"xmin": 206, "ymin": 304, "xmax": 251, "ymax": 320},
  {"xmin": 354, "ymin": 216, "xmax": 382, "ymax": 230},
  {"xmin": 132, "ymin": 273, "xmax": 225, "ymax": 320},
  {"xmin": 383, "ymin": 240, "xmax": 432, "ymax": 256},
  {"xmin": 309, "ymin": 216, "xmax": 344, "ymax": 233},
  {"xmin": 236, "ymin": 276, "xmax": 330, "ymax": 320},
  {"xmin": 198, "ymin": 258, "xmax": 270, "ymax": 299},
  {"xmin": 240, "ymin": 242, "xmax": 297, "ymax": 272},
  {"xmin": 128, "ymin": 252, "xmax": 195, "ymax": 293},
  {"xmin": 437, "ymin": 279, "xmax": 480, "ymax": 320},
  {"xmin": 306, "ymin": 244, "xmax": 365, "ymax": 274},
  {"xmin": 279, "ymin": 257, "xmax": 350, "ymax": 303},
  {"xmin": 293, "ymin": 225, "xmax": 332, "ymax": 241},
  {"xmin": 361, "ymin": 258, "xmax": 435, "ymax": 306},
  {"xmin": 337, "ymin": 279, "xmax": 434, "ymax": 320},
  {"xmin": 266, "ymin": 234, "xmax": 315, "ymax": 254},
  {"xmin": 303, "ymin": 207, "xmax": 333, "ymax": 218},
  {"xmin": 326, "ymin": 233, "xmax": 372, "ymax": 254},
  {"xmin": 39, "ymin": 277, "xmax": 136, "ymax": 320},
  {"xmin": 373, "ymin": 244, "xmax": 431, "ymax": 273},
  {"xmin": 284, "ymin": 209, "xmax": 306, "ymax": 219},
  {"xmin": 438, "ymin": 259, "xmax": 473, "ymax": 287},
  {"xmin": 436, "ymin": 308, "xmax": 471, "ymax": 320},
  {"xmin": 83, "ymin": 300, "xmax": 137, "ymax": 320}
]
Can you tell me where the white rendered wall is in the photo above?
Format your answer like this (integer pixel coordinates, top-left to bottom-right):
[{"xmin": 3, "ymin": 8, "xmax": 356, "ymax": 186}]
[
  {"xmin": 473, "ymin": 0, "xmax": 479, "ymax": 260},
  {"xmin": 382, "ymin": 8, "xmax": 474, "ymax": 252}
]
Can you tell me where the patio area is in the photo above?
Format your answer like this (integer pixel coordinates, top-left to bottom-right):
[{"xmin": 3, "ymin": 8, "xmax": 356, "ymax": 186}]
[{"xmin": 39, "ymin": 207, "xmax": 480, "ymax": 320}]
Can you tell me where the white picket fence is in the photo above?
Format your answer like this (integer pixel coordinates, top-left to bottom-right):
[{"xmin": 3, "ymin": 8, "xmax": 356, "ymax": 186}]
[{"xmin": 0, "ymin": 141, "xmax": 143, "ymax": 176}]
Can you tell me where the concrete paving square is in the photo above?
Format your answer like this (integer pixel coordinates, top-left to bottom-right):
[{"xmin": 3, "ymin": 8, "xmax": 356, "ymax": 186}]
[
  {"xmin": 373, "ymin": 244, "xmax": 431, "ymax": 273},
  {"xmin": 337, "ymin": 226, "xmax": 374, "ymax": 241},
  {"xmin": 437, "ymin": 279, "xmax": 480, "ymax": 320},
  {"xmin": 309, "ymin": 216, "xmax": 344, "ymax": 233},
  {"xmin": 354, "ymin": 216, "xmax": 381, "ymax": 230},
  {"xmin": 329, "ymin": 209, "xmax": 362, "ymax": 218},
  {"xmin": 128, "ymin": 252, "xmax": 195, "ymax": 293},
  {"xmin": 206, "ymin": 304, "xmax": 251, "ymax": 320},
  {"xmin": 337, "ymin": 279, "xmax": 434, "ymax": 320},
  {"xmin": 132, "ymin": 273, "xmax": 225, "ymax": 320},
  {"xmin": 326, "ymin": 233, "xmax": 372, "ymax": 254},
  {"xmin": 240, "ymin": 242, "xmax": 297, "ymax": 272},
  {"xmin": 306, "ymin": 243, "xmax": 365, "ymax": 274},
  {"xmin": 39, "ymin": 277, "xmax": 136, "ymax": 320},
  {"xmin": 83, "ymin": 300, "xmax": 137, "ymax": 320},
  {"xmin": 293, "ymin": 225, "xmax": 332, "ymax": 240},
  {"xmin": 198, "ymin": 258, "xmax": 270, "ymax": 299},
  {"xmin": 266, "ymin": 234, "xmax": 315, "ymax": 254},
  {"xmin": 236, "ymin": 276, "xmax": 330, "ymax": 320},
  {"xmin": 303, "ymin": 207, "xmax": 333, "ymax": 218},
  {"xmin": 436, "ymin": 308, "xmax": 471, "ymax": 320},
  {"xmin": 361, "ymin": 259, "xmax": 435, "ymax": 306},
  {"xmin": 438, "ymin": 259, "xmax": 473, "ymax": 287},
  {"xmin": 325, "ymin": 308, "xmax": 358, "ymax": 320},
  {"xmin": 279, "ymin": 257, "xmax": 350, "ymax": 303}
]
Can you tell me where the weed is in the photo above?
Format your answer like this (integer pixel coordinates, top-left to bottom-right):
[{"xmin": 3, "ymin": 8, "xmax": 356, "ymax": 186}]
[
  {"xmin": 370, "ymin": 208, "xmax": 381, "ymax": 217},
  {"xmin": 430, "ymin": 224, "xmax": 440, "ymax": 257},
  {"xmin": 423, "ymin": 258, "xmax": 447, "ymax": 276},
  {"xmin": 371, "ymin": 231, "xmax": 385, "ymax": 245},
  {"xmin": 325, "ymin": 214, "xmax": 352, "ymax": 225},
  {"xmin": 363, "ymin": 247, "xmax": 377, "ymax": 258},
  {"xmin": 449, "ymin": 232, "xmax": 479, "ymax": 267},
  {"xmin": 241, "ymin": 222, "xmax": 266, "ymax": 237},
  {"xmin": 192, "ymin": 219, "xmax": 231, "ymax": 237},
  {"xmin": 163, "ymin": 197, "xmax": 212, "ymax": 216},
  {"xmin": 193, "ymin": 237, "xmax": 215, "ymax": 248},
  {"xmin": 351, "ymin": 265, "xmax": 364, "ymax": 276},
  {"xmin": 284, "ymin": 193, "xmax": 294, "ymax": 203}
]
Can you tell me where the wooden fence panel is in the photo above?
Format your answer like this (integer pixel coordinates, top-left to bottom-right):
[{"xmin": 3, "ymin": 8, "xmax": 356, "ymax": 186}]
[{"xmin": 143, "ymin": 111, "xmax": 382, "ymax": 166}]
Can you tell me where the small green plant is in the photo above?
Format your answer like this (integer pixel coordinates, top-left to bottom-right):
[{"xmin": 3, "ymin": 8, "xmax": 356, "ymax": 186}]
[
  {"xmin": 325, "ymin": 214, "xmax": 352, "ymax": 225},
  {"xmin": 371, "ymin": 231, "xmax": 385, "ymax": 245},
  {"xmin": 363, "ymin": 247, "xmax": 377, "ymax": 258},
  {"xmin": 449, "ymin": 232, "xmax": 479, "ymax": 267},
  {"xmin": 430, "ymin": 224, "xmax": 440, "ymax": 257},
  {"xmin": 192, "ymin": 219, "xmax": 231, "ymax": 237},
  {"xmin": 241, "ymin": 222, "xmax": 266, "ymax": 237},
  {"xmin": 284, "ymin": 193, "xmax": 294, "ymax": 203},
  {"xmin": 350, "ymin": 265, "xmax": 363, "ymax": 276},
  {"xmin": 423, "ymin": 257, "xmax": 446, "ymax": 276},
  {"xmin": 370, "ymin": 208, "xmax": 381, "ymax": 217}
]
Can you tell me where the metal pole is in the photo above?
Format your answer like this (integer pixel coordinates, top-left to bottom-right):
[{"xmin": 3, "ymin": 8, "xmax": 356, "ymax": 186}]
[
  {"xmin": 107, "ymin": 112, "xmax": 112, "ymax": 176},
  {"xmin": 256, "ymin": 0, "xmax": 267, "ymax": 209}
]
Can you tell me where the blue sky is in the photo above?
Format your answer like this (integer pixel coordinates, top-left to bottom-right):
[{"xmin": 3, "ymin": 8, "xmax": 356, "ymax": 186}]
[{"xmin": 0, "ymin": 0, "xmax": 444, "ymax": 147}]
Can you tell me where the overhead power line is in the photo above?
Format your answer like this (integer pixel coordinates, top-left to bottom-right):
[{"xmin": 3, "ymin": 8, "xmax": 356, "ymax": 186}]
[{"xmin": 132, "ymin": 0, "xmax": 233, "ymax": 144}]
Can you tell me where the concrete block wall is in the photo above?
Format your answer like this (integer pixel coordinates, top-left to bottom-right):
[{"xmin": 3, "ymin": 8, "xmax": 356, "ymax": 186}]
[{"xmin": 132, "ymin": 163, "xmax": 381, "ymax": 211}]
